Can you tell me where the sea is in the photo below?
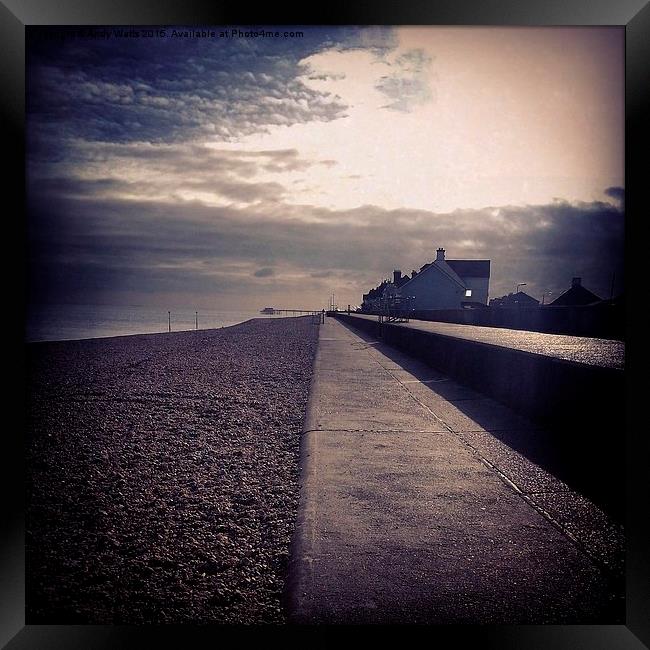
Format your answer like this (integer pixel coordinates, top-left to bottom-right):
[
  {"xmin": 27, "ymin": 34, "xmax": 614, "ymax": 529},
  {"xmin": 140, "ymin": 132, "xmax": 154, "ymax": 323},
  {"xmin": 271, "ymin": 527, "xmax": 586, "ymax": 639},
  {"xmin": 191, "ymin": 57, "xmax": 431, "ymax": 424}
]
[{"xmin": 25, "ymin": 304, "xmax": 309, "ymax": 343}]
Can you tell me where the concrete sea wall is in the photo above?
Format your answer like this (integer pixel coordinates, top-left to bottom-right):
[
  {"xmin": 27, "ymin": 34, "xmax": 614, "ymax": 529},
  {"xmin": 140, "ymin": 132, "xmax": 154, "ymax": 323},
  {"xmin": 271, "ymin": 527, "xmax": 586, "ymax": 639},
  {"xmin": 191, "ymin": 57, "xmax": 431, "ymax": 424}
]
[
  {"xmin": 362, "ymin": 304, "xmax": 625, "ymax": 340},
  {"xmin": 332, "ymin": 313, "xmax": 626, "ymax": 519}
]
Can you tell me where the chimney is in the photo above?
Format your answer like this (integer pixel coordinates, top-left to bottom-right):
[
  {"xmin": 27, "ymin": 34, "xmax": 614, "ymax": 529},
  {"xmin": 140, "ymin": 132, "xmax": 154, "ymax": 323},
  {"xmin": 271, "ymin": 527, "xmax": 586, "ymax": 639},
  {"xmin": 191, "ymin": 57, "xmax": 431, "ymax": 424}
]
[
  {"xmin": 572, "ymin": 277, "xmax": 582, "ymax": 288},
  {"xmin": 436, "ymin": 247, "xmax": 445, "ymax": 261},
  {"xmin": 411, "ymin": 269, "xmax": 418, "ymax": 277},
  {"xmin": 393, "ymin": 269, "xmax": 402, "ymax": 284}
]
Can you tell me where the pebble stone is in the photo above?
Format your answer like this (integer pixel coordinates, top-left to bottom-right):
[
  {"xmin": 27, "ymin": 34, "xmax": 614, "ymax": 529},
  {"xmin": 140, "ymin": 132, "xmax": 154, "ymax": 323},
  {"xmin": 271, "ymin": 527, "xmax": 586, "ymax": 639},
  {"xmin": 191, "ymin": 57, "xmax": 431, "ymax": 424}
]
[{"xmin": 26, "ymin": 316, "xmax": 319, "ymax": 624}]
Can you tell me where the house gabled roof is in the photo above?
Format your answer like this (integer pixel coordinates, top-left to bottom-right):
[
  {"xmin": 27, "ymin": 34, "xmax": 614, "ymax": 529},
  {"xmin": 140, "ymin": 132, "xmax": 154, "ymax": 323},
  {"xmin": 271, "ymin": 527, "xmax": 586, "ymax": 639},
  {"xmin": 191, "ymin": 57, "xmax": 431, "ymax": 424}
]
[
  {"xmin": 400, "ymin": 259, "xmax": 466, "ymax": 291},
  {"xmin": 490, "ymin": 291, "xmax": 539, "ymax": 307},
  {"xmin": 446, "ymin": 260, "xmax": 491, "ymax": 279},
  {"xmin": 435, "ymin": 260, "xmax": 466, "ymax": 287},
  {"xmin": 549, "ymin": 285, "xmax": 602, "ymax": 306}
]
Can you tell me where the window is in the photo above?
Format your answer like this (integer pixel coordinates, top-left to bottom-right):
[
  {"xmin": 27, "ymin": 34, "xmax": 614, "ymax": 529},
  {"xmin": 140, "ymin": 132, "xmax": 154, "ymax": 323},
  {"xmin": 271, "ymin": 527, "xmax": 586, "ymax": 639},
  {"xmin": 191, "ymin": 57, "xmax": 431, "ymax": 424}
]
[{"xmin": 465, "ymin": 289, "xmax": 472, "ymax": 297}]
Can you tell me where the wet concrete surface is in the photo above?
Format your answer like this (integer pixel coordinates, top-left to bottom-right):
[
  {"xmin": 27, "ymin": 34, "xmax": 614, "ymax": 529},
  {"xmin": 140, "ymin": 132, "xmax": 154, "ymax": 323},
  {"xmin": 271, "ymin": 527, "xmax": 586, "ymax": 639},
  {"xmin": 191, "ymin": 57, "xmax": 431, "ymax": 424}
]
[
  {"xmin": 287, "ymin": 317, "xmax": 624, "ymax": 624},
  {"xmin": 349, "ymin": 313, "xmax": 625, "ymax": 369}
]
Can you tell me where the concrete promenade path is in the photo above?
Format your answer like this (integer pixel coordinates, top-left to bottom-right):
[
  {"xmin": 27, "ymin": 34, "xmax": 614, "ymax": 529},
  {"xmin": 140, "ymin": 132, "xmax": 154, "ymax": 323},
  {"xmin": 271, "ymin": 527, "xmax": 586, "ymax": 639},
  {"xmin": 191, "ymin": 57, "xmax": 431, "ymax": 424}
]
[{"xmin": 286, "ymin": 316, "xmax": 623, "ymax": 624}]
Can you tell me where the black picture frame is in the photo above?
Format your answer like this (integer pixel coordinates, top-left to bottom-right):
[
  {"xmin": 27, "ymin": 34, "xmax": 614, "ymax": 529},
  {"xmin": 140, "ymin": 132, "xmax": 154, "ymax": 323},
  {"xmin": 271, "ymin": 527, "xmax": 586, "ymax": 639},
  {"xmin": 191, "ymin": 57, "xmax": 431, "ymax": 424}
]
[{"xmin": 4, "ymin": 1, "xmax": 648, "ymax": 647}]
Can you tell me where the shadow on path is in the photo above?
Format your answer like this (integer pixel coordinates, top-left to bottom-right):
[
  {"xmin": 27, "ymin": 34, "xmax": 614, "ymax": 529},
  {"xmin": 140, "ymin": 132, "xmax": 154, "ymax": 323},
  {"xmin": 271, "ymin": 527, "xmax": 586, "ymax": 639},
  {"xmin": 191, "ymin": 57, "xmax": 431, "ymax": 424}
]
[{"xmin": 334, "ymin": 318, "xmax": 625, "ymax": 525}]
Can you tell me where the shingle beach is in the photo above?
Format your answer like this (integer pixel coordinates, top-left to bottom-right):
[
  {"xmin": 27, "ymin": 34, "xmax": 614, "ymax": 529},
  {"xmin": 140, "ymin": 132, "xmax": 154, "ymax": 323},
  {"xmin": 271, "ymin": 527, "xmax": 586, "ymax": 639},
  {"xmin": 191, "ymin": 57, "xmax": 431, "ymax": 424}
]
[{"xmin": 26, "ymin": 316, "xmax": 319, "ymax": 624}]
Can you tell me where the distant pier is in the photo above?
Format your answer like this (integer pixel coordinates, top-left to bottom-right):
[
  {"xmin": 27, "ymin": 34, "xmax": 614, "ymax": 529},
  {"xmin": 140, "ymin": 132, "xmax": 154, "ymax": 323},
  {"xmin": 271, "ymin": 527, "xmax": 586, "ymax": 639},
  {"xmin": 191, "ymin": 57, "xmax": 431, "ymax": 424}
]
[{"xmin": 261, "ymin": 308, "xmax": 321, "ymax": 316}]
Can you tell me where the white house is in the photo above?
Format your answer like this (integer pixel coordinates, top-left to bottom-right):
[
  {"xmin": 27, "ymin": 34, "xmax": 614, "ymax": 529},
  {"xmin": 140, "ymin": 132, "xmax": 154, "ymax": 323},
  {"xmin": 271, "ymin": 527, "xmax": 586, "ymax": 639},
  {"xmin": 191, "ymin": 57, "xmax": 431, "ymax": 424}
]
[{"xmin": 362, "ymin": 248, "xmax": 490, "ymax": 311}]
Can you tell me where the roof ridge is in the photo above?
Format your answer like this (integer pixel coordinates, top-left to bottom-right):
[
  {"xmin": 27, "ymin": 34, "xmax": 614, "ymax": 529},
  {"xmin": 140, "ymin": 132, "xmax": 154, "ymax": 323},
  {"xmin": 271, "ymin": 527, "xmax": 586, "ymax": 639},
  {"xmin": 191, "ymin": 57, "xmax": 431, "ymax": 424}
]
[
  {"xmin": 401, "ymin": 258, "xmax": 466, "ymax": 289},
  {"xmin": 435, "ymin": 260, "xmax": 466, "ymax": 287}
]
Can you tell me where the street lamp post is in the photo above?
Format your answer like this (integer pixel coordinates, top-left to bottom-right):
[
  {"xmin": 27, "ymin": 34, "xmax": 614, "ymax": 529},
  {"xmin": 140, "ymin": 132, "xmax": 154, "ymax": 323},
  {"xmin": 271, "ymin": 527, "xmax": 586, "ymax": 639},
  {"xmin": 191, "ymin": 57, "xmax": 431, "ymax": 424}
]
[{"xmin": 516, "ymin": 283, "xmax": 527, "ymax": 294}]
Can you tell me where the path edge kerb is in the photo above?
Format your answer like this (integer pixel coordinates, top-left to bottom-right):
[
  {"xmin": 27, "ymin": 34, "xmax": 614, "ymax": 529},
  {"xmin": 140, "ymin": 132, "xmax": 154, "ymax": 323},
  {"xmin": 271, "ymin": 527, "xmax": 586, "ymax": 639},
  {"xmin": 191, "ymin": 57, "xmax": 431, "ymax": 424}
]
[{"xmin": 282, "ymin": 322, "xmax": 324, "ymax": 623}]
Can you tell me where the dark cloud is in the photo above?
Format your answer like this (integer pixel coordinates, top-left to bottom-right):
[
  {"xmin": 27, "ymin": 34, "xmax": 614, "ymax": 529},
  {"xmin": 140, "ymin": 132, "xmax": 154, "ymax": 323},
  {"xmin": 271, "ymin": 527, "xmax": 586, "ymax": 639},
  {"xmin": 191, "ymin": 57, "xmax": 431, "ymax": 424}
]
[
  {"xmin": 604, "ymin": 186, "xmax": 625, "ymax": 204},
  {"xmin": 27, "ymin": 182, "xmax": 624, "ymax": 307},
  {"xmin": 253, "ymin": 267, "xmax": 275, "ymax": 277},
  {"xmin": 26, "ymin": 26, "xmax": 398, "ymax": 162},
  {"xmin": 248, "ymin": 149, "xmax": 315, "ymax": 173},
  {"xmin": 190, "ymin": 178, "xmax": 286, "ymax": 202},
  {"xmin": 394, "ymin": 49, "xmax": 432, "ymax": 72},
  {"xmin": 28, "ymin": 144, "xmax": 353, "ymax": 206},
  {"xmin": 27, "ymin": 143, "xmax": 337, "ymax": 207},
  {"xmin": 376, "ymin": 48, "xmax": 433, "ymax": 112},
  {"xmin": 33, "ymin": 173, "xmax": 287, "ymax": 204},
  {"xmin": 308, "ymin": 72, "xmax": 346, "ymax": 81}
]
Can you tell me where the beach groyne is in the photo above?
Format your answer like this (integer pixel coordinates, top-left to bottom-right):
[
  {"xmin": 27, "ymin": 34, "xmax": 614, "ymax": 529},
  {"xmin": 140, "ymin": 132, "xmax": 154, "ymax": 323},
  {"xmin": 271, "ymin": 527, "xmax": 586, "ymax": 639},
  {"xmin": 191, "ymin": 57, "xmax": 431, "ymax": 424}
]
[{"xmin": 26, "ymin": 317, "xmax": 319, "ymax": 624}]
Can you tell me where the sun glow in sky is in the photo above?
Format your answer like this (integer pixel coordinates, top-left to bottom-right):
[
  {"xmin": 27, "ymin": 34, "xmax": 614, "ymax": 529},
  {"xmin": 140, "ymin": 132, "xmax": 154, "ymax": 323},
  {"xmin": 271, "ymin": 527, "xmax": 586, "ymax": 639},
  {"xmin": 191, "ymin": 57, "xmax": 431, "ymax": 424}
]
[
  {"xmin": 225, "ymin": 27, "xmax": 623, "ymax": 213},
  {"xmin": 27, "ymin": 26, "xmax": 624, "ymax": 311}
]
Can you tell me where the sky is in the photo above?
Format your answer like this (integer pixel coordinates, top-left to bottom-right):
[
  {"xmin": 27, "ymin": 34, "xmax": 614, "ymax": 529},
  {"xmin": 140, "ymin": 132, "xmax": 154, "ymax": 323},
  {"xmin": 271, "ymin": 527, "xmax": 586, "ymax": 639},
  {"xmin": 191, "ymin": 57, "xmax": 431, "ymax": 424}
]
[{"xmin": 26, "ymin": 25, "xmax": 625, "ymax": 311}]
